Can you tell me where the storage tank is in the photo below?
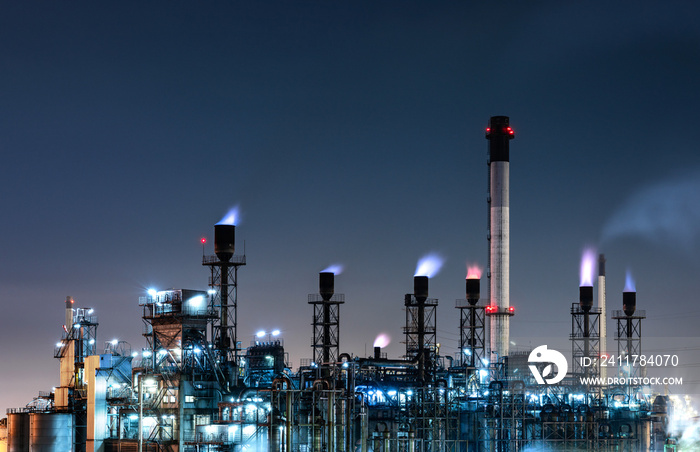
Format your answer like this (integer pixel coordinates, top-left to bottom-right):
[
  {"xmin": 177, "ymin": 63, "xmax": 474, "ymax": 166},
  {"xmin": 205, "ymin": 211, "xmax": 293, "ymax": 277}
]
[
  {"xmin": 7, "ymin": 412, "xmax": 29, "ymax": 452},
  {"xmin": 28, "ymin": 413, "xmax": 73, "ymax": 452}
]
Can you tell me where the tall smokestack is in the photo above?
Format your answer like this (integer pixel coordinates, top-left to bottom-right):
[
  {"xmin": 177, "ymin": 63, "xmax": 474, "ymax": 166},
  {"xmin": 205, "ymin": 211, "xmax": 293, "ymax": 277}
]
[
  {"xmin": 598, "ymin": 254, "xmax": 607, "ymax": 380},
  {"xmin": 486, "ymin": 115, "xmax": 514, "ymax": 359}
]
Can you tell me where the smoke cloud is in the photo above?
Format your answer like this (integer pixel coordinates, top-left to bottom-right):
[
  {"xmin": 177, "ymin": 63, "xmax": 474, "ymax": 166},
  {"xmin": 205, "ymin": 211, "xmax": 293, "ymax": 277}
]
[{"xmin": 601, "ymin": 171, "xmax": 700, "ymax": 255}]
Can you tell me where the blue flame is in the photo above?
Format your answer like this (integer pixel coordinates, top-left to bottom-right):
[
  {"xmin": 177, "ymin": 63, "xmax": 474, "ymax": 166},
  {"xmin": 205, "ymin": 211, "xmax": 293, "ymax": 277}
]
[
  {"xmin": 414, "ymin": 252, "xmax": 445, "ymax": 278},
  {"xmin": 624, "ymin": 269, "xmax": 636, "ymax": 292},
  {"xmin": 579, "ymin": 247, "xmax": 597, "ymax": 286},
  {"xmin": 217, "ymin": 205, "xmax": 240, "ymax": 226},
  {"xmin": 322, "ymin": 264, "xmax": 344, "ymax": 275}
]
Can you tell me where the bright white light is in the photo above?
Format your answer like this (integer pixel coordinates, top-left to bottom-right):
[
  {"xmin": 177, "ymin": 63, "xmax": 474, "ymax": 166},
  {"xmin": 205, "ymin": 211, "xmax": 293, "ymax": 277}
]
[
  {"xmin": 131, "ymin": 352, "xmax": 138, "ymax": 358},
  {"xmin": 208, "ymin": 289, "xmax": 216, "ymax": 295},
  {"xmin": 87, "ymin": 309, "xmax": 94, "ymax": 314},
  {"xmin": 111, "ymin": 339, "xmax": 118, "ymax": 346},
  {"xmin": 142, "ymin": 350, "xmax": 152, "ymax": 358},
  {"xmin": 271, "ymin": 329, "xmax": 280, "ymax": 336},
  {"xmin": 463, "ymin": 348, "xmax": 472, "ymax": 356},
  {"xmin": 256, "ymin": 330, "xmax": 266, "ymax": 338},
  {"xmin": 193, "ymin": 347, "xmax": 201, "ymax": 354},
  {"xmin": 74, "ymin": 323, "xmax": 81, "ymax": 328},
  {"xmin": 481, "ymin": 358, "xmax": 489, "ymax": 366},
  {"xmin": 187, "ymin": 295, "xmax": 205, "ymax": 308},
  {"xmin": 56, "ymin": 342, "xmax": 62, "ymax": 347},
  {"xmin": 479, "ymin": 369, "xmax": 488, "ymax": 378},
  {"xmin": 373, "ymin": 333, "xmax": 391, "ymax": 348},
  {"xmin": 89, "ymin": 339, "xmax": 95, "ymax": 345},
  {"xmin": 147, "ymin": 289, "xmax": 157, "ymax": 297}
]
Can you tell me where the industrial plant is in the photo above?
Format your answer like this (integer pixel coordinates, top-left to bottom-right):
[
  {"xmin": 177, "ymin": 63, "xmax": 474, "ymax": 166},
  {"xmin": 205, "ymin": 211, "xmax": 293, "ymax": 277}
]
[{"xmin": 2, "ymin": 117, "xmax": 684, "ymax": 451}]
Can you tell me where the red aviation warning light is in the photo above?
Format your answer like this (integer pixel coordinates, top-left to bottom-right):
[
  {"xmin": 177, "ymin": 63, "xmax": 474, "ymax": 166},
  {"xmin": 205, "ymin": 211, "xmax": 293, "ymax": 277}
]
[{"xmin": 200, "ymin": 237, "xmax": 207, "ymax": 244}]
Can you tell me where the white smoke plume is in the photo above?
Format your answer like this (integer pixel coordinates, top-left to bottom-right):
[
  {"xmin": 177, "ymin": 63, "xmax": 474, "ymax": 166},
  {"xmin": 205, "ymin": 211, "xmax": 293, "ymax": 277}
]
[{"xmin": 601, "ymin": 170, "xmax": 700, "ymax": 256}]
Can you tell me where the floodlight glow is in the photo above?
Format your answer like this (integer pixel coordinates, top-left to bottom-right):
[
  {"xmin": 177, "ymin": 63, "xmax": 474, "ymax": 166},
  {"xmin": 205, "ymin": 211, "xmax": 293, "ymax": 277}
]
[
  {"xmin": 256, "ymin": 330, "xmax": 266, "ymax": 338},
  {"xmin": 271, "ymin": 329, "xmax": 280, "ymax": 336},
  {"xmin": 147, "ymin": 288, "xmax": 157, "ymax": 297}
]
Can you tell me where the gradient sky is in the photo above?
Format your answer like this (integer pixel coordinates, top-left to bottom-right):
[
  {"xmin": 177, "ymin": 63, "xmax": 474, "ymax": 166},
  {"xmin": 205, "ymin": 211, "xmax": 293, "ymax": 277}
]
[{"xmin": 2, "ymin": 1, "xmax": 700, "ymax": 414}]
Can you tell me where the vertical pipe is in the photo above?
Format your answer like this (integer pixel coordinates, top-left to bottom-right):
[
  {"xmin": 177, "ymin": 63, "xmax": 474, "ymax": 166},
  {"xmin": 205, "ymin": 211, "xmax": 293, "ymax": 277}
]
[{"xmin": 138, "ymin": 375, "xmax": 143, "ymax": 452}]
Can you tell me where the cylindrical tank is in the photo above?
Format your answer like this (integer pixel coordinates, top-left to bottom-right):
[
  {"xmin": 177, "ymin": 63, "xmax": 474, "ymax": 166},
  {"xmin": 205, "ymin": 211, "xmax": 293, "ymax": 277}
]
[
  {"xmin": 214, "ymin": 224, "xmax": 235, "ymax": 262},
  {"xmin": 28, "ymin": 413, "xmax": 73, "ymax": 452},
  {"xmin": 7, "ymin": 412, "xmax": 30, "ymax": 452},
  {"xmin": 319, "ymin": 272, "xmax": 334, "ymax": 301},
  {"xmin": 414, "ymin": 276, "xmax": 428, "ymax": 302},
  {"xmin": 466, "ymin": 278, "xmax": 480, "ymax": 305},
  {"xmin": 579, "ymin": 286, "xmax": 593, "ymax": 312}
]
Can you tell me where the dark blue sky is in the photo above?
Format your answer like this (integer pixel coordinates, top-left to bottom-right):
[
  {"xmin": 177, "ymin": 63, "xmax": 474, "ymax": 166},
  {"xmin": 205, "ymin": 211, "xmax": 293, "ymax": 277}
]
[{"xmin": 2, "ymin": 1, "xmax": 700, "ymax": 413}]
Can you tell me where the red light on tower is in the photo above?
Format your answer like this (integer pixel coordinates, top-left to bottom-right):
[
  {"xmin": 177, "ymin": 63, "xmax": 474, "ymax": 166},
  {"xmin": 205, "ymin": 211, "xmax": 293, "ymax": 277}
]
[
  {"xmin": 508, "ymin": 306, "xmax": 515, "ymax": 313},
  {"xmin": 200, "ymin": 237, "xmax": 207, "ymax": 244}
]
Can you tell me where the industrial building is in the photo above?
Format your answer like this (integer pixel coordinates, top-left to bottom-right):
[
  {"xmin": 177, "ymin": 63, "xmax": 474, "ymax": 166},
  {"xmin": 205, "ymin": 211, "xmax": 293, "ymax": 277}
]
[{"xmin": 3, "ymin": 117, "xmax": 677, "ymax": 451}]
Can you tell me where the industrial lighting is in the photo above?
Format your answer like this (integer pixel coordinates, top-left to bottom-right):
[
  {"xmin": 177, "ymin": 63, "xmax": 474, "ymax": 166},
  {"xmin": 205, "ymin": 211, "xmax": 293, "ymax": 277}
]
[
  {"xmin": 111, "ymin": 339, "xmax": 118, "ymax": 346},
  {"xmin": 147, "ymin": 289, "xmax": 157, "ymax": 297},
  {"xmin": 271, "ymin": 329, "xmax": 280, "ymax": 336},
  {"xmin": 256, "ymin": 330, "xmax": 266, "ymax": 338},
  {"xmin": 207, "ymin": 289, "xmax": 216, "ymax": 295}
]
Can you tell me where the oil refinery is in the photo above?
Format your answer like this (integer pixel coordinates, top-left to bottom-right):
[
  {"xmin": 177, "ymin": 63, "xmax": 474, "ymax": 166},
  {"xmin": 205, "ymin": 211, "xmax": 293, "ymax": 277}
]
[{"xmin": 1, "ymin": 117, "xmax": 689, "ymax": 451}]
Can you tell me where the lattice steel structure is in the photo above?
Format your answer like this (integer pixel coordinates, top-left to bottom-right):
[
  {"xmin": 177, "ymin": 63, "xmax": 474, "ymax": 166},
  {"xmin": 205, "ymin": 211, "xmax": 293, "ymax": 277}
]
[
  {"xmin": 456, "ymin": 300, "xmax": 486, "ymax": 369},
  {"xmin": 403, "ymin": 277, "xmax": 438, "ymax": 385},
  {"xmin": 570, "ymin": 304, "xmax": 602, "ymax": 381}
]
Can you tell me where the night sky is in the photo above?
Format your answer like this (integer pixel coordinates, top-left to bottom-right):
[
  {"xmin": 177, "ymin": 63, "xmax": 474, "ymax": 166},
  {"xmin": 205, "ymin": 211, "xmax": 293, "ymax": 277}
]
[{"xmin": 2, "ymin": 2, "xmax": 700, "ymax": 414}]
